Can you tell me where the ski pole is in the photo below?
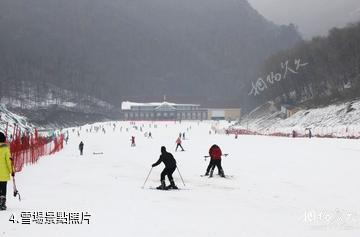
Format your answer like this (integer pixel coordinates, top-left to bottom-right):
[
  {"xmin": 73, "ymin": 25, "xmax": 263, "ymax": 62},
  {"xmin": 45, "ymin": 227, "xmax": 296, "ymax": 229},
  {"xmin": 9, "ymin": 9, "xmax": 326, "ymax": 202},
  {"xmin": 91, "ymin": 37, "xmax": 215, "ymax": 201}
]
[
  {"xmin": 204, "ymin": 154, "xmax": 228, "ymax": 159},
  {"xmin": 12, "ymin": 176, "xmax": 21, "ymax": 201},
  {"xmin": 141, "ymin": 167, "xmax": 153, "ymax": 189},
  {"xmin": 204, "ymin": 154, "xmax": 228, "ymax": 158},
  {"xmin": 176, "ymin": 167, "xmax": 186, "ymax": 186}
]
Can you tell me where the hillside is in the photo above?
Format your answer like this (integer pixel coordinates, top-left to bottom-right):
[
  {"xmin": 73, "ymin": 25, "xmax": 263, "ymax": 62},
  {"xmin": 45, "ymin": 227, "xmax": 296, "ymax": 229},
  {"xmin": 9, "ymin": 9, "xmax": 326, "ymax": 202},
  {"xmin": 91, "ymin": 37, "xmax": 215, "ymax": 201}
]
[
  {"xmin": 232, "ymin": 99, "xmax": 360, "ymax": 138},
  {"xmin": 0, "ymin": 81, "xmax": 118, "ymax": 127},
  {"xmin": 0, "ymin": 0, "xmax": 301, "ymax": 108},
  {"xmin": 0, "ymin": 105, "xmax": 33, "ymax": 136},
  {"xmin": 247, "ymin": 21, "xmax": 360, "ymax": 110}
]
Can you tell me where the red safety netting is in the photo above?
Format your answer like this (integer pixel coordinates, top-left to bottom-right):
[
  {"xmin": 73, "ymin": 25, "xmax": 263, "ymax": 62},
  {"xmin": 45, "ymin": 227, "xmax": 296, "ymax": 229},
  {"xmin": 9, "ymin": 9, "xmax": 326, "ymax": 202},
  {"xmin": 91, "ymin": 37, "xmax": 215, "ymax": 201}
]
[
  {"xmin": 7, "ymin": 126, "xmax": 64, "ymax": 173},
  {"xmin": 225, "ymin": 128, "xmax": 360, "ymax": 139}
]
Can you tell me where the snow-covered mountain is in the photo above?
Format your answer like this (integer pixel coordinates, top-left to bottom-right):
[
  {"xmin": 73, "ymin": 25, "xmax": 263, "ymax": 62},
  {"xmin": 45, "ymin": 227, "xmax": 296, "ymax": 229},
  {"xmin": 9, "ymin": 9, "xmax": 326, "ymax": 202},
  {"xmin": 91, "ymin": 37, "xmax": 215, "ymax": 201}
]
[
  {"xmin": 0, "ymin": 0, "xmax": 301, "ymax": 108},
  {"xmin": 232, "ymin": 99, "xmax": 360, "ymax": 138},
  {"xmin": 1, "ymin": 81, "xmax": 119, "ymax": 127}
]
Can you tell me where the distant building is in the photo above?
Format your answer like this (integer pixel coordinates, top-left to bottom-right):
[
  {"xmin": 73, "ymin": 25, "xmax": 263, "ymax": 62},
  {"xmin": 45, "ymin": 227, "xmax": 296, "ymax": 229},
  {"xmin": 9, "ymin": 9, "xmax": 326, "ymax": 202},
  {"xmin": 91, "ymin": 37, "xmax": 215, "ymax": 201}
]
[
  {"xmin": 207, "ymin": 108, "xmax": 241, "ymax": 121},
  {"xmin": 121, "ymin": 101, "xmax": 208, "ymax": 121},
  {"xmin": 281, "ymin": 104, "xmax": 300, "ymax": 118}
]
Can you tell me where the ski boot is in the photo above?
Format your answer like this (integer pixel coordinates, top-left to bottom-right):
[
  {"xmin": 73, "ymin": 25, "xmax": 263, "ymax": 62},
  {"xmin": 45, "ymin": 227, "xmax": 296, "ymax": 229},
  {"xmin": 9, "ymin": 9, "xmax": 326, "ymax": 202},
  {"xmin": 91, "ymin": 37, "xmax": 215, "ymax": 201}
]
[
  {"xmin": 209, "ymin": 169, "xmax": 214, "ymax": 178},
  {"xmin": 204, "ymin": 171, "xmax": 209, "ymax": 176},
  {"xmin": 219, "ymin": 169, "xmax": 226, "ymax": 178},
  {"xmin": 167, "ymin": 180, "xmax": 178, "ymax": 190},
  {"xmin": 156, "ymin": 180, "xmax": 167, "ymax": 190},
  {"xmin": 0, "ymin": 196, "xmax": 6, "ymax": 211}
]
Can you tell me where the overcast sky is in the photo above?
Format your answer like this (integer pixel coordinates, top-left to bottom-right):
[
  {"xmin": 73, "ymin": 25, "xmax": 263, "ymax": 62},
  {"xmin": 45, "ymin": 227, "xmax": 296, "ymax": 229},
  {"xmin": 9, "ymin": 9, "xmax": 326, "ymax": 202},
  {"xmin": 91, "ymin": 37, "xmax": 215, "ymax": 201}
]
[{"xmin": 247, "ymin": 0, "xmax": 360, "ymax": 39}]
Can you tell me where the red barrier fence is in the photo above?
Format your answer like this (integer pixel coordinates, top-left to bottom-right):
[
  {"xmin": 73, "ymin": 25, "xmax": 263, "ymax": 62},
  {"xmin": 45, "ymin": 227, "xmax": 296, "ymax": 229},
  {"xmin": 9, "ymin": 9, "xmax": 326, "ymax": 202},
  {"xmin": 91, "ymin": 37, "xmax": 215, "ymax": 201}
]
[
  {"xmin": 8, "ymin": 128, "xmax": 64, "ymax": 173},
  {"xmin": 225, "ymin": 128, "xmax": 360, "ymax": 139}
]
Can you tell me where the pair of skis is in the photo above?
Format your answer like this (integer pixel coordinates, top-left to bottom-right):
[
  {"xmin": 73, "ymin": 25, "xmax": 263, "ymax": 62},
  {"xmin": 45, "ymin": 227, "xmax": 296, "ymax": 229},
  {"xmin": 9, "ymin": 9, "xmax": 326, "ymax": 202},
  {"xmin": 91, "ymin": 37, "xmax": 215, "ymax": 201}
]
[{"xmin": 200, "ymin": 174, "xmax": 234, "ymax": 179}]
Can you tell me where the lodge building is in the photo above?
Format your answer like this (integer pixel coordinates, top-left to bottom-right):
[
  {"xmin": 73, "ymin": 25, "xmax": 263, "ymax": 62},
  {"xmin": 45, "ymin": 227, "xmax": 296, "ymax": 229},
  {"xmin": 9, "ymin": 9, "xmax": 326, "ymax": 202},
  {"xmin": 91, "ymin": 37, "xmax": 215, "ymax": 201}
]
[
  {"xmin": 120, "ymin": 101, "xmax": 241, "ymax": 121},
  {"xmin": 121, "ymin": 101, "xmax": 208, "ymax": 120}
]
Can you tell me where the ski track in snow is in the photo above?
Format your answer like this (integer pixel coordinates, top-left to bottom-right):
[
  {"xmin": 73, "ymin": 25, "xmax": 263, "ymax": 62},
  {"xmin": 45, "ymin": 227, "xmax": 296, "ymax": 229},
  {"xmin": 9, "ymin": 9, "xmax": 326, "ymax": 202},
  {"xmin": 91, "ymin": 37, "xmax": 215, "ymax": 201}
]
[{"xmin": 1, "ymin": 121, "xmax": 360, "ymax": 237}]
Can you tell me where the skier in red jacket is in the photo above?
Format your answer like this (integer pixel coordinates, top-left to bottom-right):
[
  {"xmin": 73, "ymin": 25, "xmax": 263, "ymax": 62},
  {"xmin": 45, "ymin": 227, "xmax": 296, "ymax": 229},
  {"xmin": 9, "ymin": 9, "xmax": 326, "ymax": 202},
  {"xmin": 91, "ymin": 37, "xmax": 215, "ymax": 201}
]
[
  {"xmin": 175, "ymin": 137, "xmax": 184, "ymax": 151},
  {"xmin": 205, "ymin": 144, "xmax": 225, "ymax": 177}
]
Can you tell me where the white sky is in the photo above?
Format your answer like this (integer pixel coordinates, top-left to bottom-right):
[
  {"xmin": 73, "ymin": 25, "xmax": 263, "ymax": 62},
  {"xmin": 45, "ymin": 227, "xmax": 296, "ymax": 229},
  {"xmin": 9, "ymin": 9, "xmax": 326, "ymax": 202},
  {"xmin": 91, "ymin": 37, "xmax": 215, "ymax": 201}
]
[{"xmin": 247, "ymin": 0, "xmax": 360, "ymax": 39}]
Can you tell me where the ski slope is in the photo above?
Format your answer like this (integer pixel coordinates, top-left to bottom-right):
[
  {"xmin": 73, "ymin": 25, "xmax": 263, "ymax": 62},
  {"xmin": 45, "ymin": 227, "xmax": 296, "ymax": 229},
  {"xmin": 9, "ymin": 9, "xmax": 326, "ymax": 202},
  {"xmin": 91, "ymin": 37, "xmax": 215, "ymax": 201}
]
[{"xmin": 1, "ymin": 121, "xmax": 360, "ymax": 237}]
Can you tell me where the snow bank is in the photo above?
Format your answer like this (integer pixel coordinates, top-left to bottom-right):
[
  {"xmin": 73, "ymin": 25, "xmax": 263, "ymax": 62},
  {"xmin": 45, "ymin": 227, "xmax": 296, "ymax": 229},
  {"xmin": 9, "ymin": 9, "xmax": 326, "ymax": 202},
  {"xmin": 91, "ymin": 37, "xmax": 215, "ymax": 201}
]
[{"xmin": 232, "ymin": 99, "xmax": 360, "ymax": 138}]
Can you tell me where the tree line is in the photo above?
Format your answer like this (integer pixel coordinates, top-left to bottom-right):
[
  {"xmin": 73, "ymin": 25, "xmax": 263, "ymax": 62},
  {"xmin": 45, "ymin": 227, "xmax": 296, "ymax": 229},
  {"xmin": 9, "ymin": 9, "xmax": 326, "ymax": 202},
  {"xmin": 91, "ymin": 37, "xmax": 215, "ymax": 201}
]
[{"xmin": 247, "ymin": 21, "xmax": 360, "ymax": 109}]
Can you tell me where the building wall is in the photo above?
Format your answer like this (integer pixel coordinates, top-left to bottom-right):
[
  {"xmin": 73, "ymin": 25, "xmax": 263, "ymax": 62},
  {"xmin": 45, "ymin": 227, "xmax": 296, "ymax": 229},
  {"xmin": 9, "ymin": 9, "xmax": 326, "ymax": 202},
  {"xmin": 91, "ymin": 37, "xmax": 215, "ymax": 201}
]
[
  {"xmin": 224, "ymin": 109, "xmax": 241, "ymax": 120},
  {"xmin": 208, "ymin": 108, "xmax": 241, "ymax": 121},
  {"xmin": 121, "ymin": 102, "xmax": 240, "ymax": 121},
  {"xmin": 122, "ymin": 110, "xmax": 208, "ymax": 121}
]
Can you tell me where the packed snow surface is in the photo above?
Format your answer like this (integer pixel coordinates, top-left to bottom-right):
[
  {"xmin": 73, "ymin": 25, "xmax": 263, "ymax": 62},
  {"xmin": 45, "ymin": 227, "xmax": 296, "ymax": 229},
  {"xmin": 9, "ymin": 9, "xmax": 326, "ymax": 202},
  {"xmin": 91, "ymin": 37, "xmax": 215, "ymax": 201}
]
[{"xmin": 1, "ymin": 121, "xmax": 360, "ymax": 237}]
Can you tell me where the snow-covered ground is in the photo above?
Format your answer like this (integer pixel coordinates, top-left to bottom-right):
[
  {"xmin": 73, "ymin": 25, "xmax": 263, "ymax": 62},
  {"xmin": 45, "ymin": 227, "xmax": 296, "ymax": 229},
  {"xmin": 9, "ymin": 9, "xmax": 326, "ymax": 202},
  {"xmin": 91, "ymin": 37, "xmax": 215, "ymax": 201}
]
[{"xmin": 1, "ymin": 121, "xmax": 360, "ymax": 237}]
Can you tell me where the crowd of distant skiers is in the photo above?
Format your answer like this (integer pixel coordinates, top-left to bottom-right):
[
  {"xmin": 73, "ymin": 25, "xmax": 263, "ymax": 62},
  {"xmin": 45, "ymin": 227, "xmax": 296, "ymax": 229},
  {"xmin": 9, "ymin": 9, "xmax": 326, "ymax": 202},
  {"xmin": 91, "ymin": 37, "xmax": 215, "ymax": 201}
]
[{"xmin": 1, "ymin": 121, "xmax": 316, "ymax": 209}]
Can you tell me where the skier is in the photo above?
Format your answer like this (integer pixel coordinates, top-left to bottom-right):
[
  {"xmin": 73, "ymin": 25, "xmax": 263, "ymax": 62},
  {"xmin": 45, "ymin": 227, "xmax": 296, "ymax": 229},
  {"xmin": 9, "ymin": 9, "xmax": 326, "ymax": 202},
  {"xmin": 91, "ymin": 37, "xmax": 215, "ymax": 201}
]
[
  {"xmin": 205, "ymin": 144, "xmax": 225, "ymax": 177},
  {"xmin": 79, "ymin": 141, "xmax": 84, "ymax": 155},
  {"xmin": 0, "ymin": 132, "xmax": 14, "ymax": 210},
  {"xmin": 148, "ymin": 132, "xmax": 152, "ymax": 138},
  {"xmin": 152, "ymin": 146, "xmax": 178, "ymax": 190},
  {"xmin": 308, "ymin": 129, "xmax": 312, "ymax": 139},
  {"xmin": 175, "ymin": 137, "xmax": 184, "ymax": 151},
  {"xmin": 131, "ymin": 136, "xmax": 136, "ymax": 147},
  {"xmin": 182, "ymin": 132, "xmax": 185, "ymax": 140}
]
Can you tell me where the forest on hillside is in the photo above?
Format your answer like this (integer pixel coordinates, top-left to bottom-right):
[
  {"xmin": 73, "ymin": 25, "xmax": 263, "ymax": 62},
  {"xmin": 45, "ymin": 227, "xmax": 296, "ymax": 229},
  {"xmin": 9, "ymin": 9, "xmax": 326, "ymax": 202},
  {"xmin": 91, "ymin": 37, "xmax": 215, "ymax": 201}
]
[
  {"xmin": 247, "ymin": 22, "xmax": 360, "ymax": 109},
  {"xmin": 0, "ymin": 0, "xmax": 300, "ymax": 109}
]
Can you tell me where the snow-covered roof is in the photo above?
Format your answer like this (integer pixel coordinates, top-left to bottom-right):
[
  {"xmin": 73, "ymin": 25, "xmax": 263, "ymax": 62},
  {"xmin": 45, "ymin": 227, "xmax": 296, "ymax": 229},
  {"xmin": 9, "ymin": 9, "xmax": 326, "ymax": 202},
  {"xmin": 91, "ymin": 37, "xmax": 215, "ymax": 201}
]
[{"xmin": 121, "ymin": 101, "xmax": 200, "ymax": 110}]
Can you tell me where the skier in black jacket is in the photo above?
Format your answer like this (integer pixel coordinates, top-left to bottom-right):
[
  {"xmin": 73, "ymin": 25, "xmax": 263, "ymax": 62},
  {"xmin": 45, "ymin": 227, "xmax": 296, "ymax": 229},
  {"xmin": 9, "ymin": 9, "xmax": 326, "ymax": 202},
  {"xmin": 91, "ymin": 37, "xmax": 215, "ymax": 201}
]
[
  {"xmin": 152, "ymin": 146, "xmax": 178, "ymax": 190},
  {"xmin": 79, "ymin": 141, "xmax": 84, "ymax": 155}
]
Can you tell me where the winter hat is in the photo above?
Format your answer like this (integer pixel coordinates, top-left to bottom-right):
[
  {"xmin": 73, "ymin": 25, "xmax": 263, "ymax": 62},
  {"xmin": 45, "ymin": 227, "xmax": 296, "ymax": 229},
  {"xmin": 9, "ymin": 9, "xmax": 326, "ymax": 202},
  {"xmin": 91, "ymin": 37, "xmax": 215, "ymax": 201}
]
[
  {"xmin": 161, "ymin": 146, "xmax": 166, "ymax": 153},
  {"xmin": 0, "ymin": 132, "xmax": 6, "ymax": 143}
]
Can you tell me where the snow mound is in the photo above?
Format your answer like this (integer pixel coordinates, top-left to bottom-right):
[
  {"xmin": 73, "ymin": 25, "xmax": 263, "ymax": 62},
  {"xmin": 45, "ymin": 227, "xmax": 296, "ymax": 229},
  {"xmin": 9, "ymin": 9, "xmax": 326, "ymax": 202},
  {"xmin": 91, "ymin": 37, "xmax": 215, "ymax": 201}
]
[{"xmin": 235, "ymin": 100, "xmax": 360, "ymax": 137}]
